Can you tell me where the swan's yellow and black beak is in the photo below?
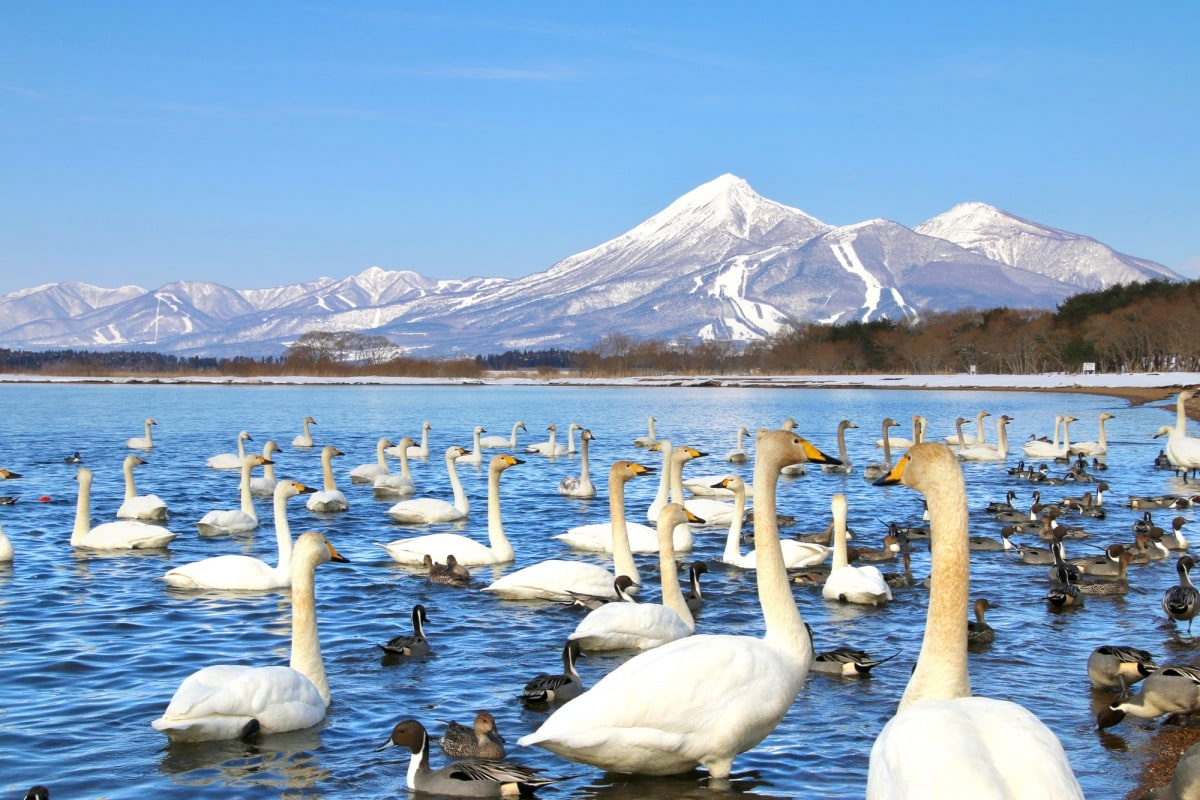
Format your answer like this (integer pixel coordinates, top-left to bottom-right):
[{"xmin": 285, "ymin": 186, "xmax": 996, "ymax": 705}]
[
  {"xmin": 292, "ymin": 481, "xmax": 316, "ymax": 495},
  {"xmin": 799, "ymin": 438, "xmax": 842, "ymax": 467},
  {"xmin": 327, "ymin": 540, "xmax": 351, "ymax": 563},
  {"xmin": 873, "ymin": 454, "xmax": 911, "ymax": 486},
  {"xmin": 629, "ymin": 462, "xmax": 655, "ymax": 476}
]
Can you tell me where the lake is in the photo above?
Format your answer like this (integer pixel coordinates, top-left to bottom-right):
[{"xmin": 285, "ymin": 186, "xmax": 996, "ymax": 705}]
[{"xmin": 0, "ymin": 381, "xmax": 1193, "ymax": 798}]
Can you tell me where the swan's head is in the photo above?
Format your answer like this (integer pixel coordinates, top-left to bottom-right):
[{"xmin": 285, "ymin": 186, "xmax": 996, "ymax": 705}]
[
  {"xmin": 713, "ymin": 475, "xmax": 744, "ymax": 492},
  {"xmin": 490, "ymin": 453, "xmax": 524, "ymax": 473},
  {"xmin": 264, "ymin": 440, "xmax": 282, "ymax": 456},
  {"xmin": 295, "ymin": 532, "xmax": 350, "ymax": 567},
  {"xmin": 146, "ymin": 418, "xmax": 157, "ymax": 426},
  {"xmin": 397, "ymin": 436, "xmax": 414, "ymax": 449},
  {"xmin": 304, "ymin": 416, "xmax": 317, "ymax": 425},
  {"xmin": 321, "ymin": 445, "xmax": 344, "ymax": 460},
  {"xmin": 872, "ymin": 442, "xmax": 960, "ymax": 491},
  {"xmin": 517, "ymin": 421, "xmax": 527, "ymax": 430},
  {"xmin": 446, "ymin": 446, "xmax": 469, "ymax": 460},
  {"xmin": 581, "ymin": 429, "xmax": 595, "ymax": 442},
  {"xmin": 277, "ymin": 480, "xmax": 315, "ymax": 499},
  {"xmin": 1154, "ymin": 425, "xmax": 1174, "ymax": 439},
  {"xmin": 611, "ymin": 460, "xmax": 655, "ymax": 481},
  {"xmin": 238, "ymin": 431, "xmax": 253, "ymax": 441},
  {"xmin": 124, "ymin": 455, "xmax": 147, "ymax": 468}
]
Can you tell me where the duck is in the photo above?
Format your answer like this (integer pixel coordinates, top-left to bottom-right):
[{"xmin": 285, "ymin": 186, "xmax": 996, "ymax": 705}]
[
  {"xmin": 823, "ymin": 493, "xmax": 891, "ymax": 605},
  {"xmin": 115, "ymin": 454, "xmax": 168, "ymax": 521},
  {"xmin": 23, "ymin": 788, "xmax": 49, "ymax": 800},
  {"xmin": 378, "ymin": 605, "xmax": 430, "ymax": 656},
  {"xmin": 966, "ymin": 598, "xmax": 995, "ymax": 643},
  {"xmin": 479, "ymin": 420, "xmax": 526, "ymax": 449},
  {"xmin": 1068, "ymin": 412, "xmax": 1114, "ymax": 456},
  {"xmin": 822, "ymin": 419, "xmax": 857, "ymax": 474},
  {"xmin": 381, "ymin": 454, "xmax": 521, "ymax": 565},
  {"xmin": 350, "ymin": 437, "xmax": 395, "ymax": 483},
  {"xmin": 291, "ymin": 415, "xmax": 316, "ymax": 448},
  {"xmin": 1074, "ymin": 552, "xmax": 1133, "ymax": 595},
  {"xmin": 956, "ymin": 415, "xmax": 1012, "ymax": 462},
  {"xmin": 151, "ymin": 533, "xmax": 349, "ymax": 741},
  {"xmin": 725, "ymin": 426, "xmax": 750, "ymax": 462},
  {"xmin": 377, "ymin": 718, "xmax": 558, "ymax": 797},
  {"xmin": 566, "ymin": 503, "xmax": 697, "ymax": 652},
  {"xmin": 557, "ymin": 429, "xmax": 596, "ymax": 498},
  {"xmin": 684, "ymin": 561, "xmax": 707, "ymax": 617},
  {"xmin": 72, "ymin": 467, "xmax": 177, "ymax": 550},
  {"xmin": 863, "ymin": 418, "xmax": 899, "ymax": 481},
  {"xmin": 438, "ymin": 711, "xmax": 506, "ymax": 760},
  {"xmin": 63, "ymin": 451, "xmax": 83, "ymax": 464},
  {"xmin": 520, "ymin": 640, "xmax": 585, "ymax": 706},
  {"xmin": 968, "ymin": 527, "xmax": 1015, "ymax": 552},
  {"xmin": 1164, "ymin": 555, "xmax": 1200, "ymax": 633},
  {"xmin": 565, "ymin": 575, "xmax": 638, "ymax": 611},
  {"xmin": 126, "ymin": 417, "xmax": 157, "ymax": 449},
  {"xmin": 1046, "ymin": 568, "xmax": 1084, "ymax": 609},
  {"xmin": 306, "ymin": 445, "xmax": 348, "ymax": 513},
  {"xmin": 389, "ymin": 422, "xmax": 430, "ymax": 459},
  {"xmin": 634, "ymin": 415, "xmax": 657, "ymax": 448},
  {"xmin": 866, "ymin": 443, "xmax": 1083, "ymax": 799},
  {"xmin": 716, "ymin": 476, "xmax": 830, "ymax": 569},
  {"xmin": 854, "ymin": 530, "xmax": 907, "ymax": 563},
  {"xmin": 1097, "ymin": 665, "xmax": 1200, "ymax": 729},
  {"xmin": 490, "ymin": 461, "xmax": 649, "ymax": 601},
  {"xmin": 807, "ymin": 624, "xmax": 892, "ymax": 677},
  {"xmin": 434, "ymin": 554, "xmax": 471, "ymax": 586},
  {"xmin": 1166, "ymin": 516, "xmax": 1190, "ymax": 550},
  {"xmin": 456, "ymin": 426, "xmax": 487, "ymax": 464},
  {"xmin": 196, "ymin": 455, "xmax": 270, "ymax": 536},
  {"xmin": 519, "ymin": 429, "xmax": 839, "ymax": 778},
  {"xmin": 1087, "ymin": 645, "xmax": 1157, "ymax": 692},
  {"xmin": 162, "ymin": 480, "xmax": 315, "ymax": 590},
  {"xmin": 1145, "ymin": 738, "xmax": 1200, "ymax": 800},
  {"xmin": 206, "ymin": 430, "xmax": 253, "ymax": 470},
  {"xmin": 248, "ymin": 440, "xmax": 283, "ymax": 497},
  {"xmin": 385, "ymin": 446, "xmax": 471, "ymax": 525},
  {"xmin": 373, "ymin": 436, "xmax": 416, "ymax": 498},
  {"xmin": 525, "ymin": 423, "xmax": 568, "ymax": 456}
]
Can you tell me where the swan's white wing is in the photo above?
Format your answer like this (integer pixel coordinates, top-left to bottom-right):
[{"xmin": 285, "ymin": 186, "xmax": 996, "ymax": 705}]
[{"xmin": 162, "ymin": 554, "xmax": 281, "ymax": 590}]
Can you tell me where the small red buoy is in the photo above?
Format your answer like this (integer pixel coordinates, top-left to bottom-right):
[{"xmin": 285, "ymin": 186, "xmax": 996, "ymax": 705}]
[{"xmin": 39, "ymin": 495, "xmax": 51, "ymax": 503}]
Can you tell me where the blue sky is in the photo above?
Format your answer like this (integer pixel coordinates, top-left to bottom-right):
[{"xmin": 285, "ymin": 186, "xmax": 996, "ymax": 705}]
[{"xmin": 2, "ymin": 2, "xmax": 1197, "ymax": 296}]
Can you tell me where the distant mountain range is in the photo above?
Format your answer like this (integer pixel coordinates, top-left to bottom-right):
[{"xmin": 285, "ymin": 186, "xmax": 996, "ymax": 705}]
[{"xmin": 0, "ymin": 174, "xmax": 1182, "ymax": 357}]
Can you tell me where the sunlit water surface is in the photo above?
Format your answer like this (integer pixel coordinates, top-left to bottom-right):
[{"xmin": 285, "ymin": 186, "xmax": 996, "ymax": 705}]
[{"xmin": 0, "ymin": 382, "xmax": 1194, "ymax": 798}]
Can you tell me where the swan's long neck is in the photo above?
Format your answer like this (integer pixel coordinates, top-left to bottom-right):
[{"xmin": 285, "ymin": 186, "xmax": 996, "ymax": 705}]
[
  {"xmin": 579, "ymin": 435, "xmax": 590, "ymax": 483},
  {"xmin": 669, "ymin": 449, "xmax": 689, "ymax": 505},
  {"xmin": 376, "ymin": 439, "xmax": 390, "ymax": 470},
  {"xmin": 123, "ymin": 458, "xmax": 137, "ymax": 500},
  {"xmin": 722, "ymin": 482, "xmax": 747, "ymax": 563},
  {"xmin": 568, "ymin": 425, "xmax": 577, "ymax": 454},
  {"xmin": 657, "ymin": 509, "xmax": 694, "ymax": 631},
  {"xmin": 899, "ymin": 448, "xmax": 971, "ymax": 711},
  {"xmin": 510, "ymin": 423, "xmax": 521, "ymax": 447},
  {"xmin": 321, "ymin": 451, "xmax": 337, "ymax": 492},
  {"xmin": 239, "ymin": 461, "xmax": 257, "ymax": 518},
  {"xmin": 1098, "ymin": 415, "xmax": 1109, "ymax": 448},
  {"xmin": 447, "ymin": 452, "xmax": 468, "ymax": 514},
  {"xmin": 273, "ymin": 487, "xmax": 295, "ymax": 572},
  {"xmin": 1051, "ymin": 416, "xmax": 1063, "ymax": 448},
  {"xmin": 1060, "ymin": 419, "xmax": 1073, "ymax": 454},
  {"xmin": 753, "ymin": 433, "xmax": 809, "ymax": 657},
  {"xmin": 72, "ymin": 471, "xmax": 92, "ymax": 546},
  {"xmin": 289, "ymin": 547, "xmax": 329, "ymax": 705},
  {"xmin": 996, "ymin": 418, "xmax": 1009, "ymax": 456},
  {"xmin": 398, "ymin": 444, "xmax": 413, "ymax": 482},
  {"xmin": 836, "ymin": 424, "xmax": 850, "ymax": 465},
  {"xmin": 609, "ymin": 471, "xmax": 640, "ymax": 584},
  {"xmin": 485, "ymin": 463, "xmax": 514, "ymax": 561},
  {"xmin": 262, "ymin": 451, "xmax": 277, "ymax": 481},
  {"xmin": 237, "ymin": 435, "xmax": 247, "ymax": 460},
  {"xmin": 419, "ymin": 426, "xmax": 429, "ymax": 452},
  {"xmin": 143, "ymin": 419, "xmax": 154, "ymax": 444},
  {"xmin": 881, "ymin": 424, "xmax": 892, "ymax": 466},
  {"xmin": 647, "ymin": 417, "xmax": 656, "ymax": 438},
  {"xmin": 651, "ymin": 441, "xmax": 672, "ymax": 509},
  {"xmin": 975, "ymin": 413, "xmax": 988, "ymax": 445},
  {"xmin": 831, "ymin": 494, "xmax": 849, "ymax": 570},
  {"xmin": 1177, "ymin": 392, "xmax": 1191, "ymax": 436}
]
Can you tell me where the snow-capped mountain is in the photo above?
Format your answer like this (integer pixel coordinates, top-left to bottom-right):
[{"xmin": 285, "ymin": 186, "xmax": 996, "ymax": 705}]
[{"xmin": 0, "ymin": 175, "xmax": 1182, "ymax": 357}]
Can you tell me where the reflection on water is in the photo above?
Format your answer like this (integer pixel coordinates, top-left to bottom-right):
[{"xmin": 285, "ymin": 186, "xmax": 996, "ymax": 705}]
[{"xmin": 0, "ymin": 382, "xmax": 1194, "ymax": 798}]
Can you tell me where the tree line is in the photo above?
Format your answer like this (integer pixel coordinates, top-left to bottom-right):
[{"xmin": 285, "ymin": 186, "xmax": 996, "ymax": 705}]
[{"xmin": 1, "ymin": 279, "xmax": 1196, "ymax": 378}]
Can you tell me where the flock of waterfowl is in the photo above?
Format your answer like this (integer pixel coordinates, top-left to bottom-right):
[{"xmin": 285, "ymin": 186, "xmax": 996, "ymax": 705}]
[{"xmin": 7, "ymin": 386, "xmax": 1200, "ymax": 798}]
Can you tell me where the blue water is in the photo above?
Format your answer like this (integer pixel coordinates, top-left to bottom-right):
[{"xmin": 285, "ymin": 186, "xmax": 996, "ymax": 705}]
[{"xmin": 0, "ymin": 381, "xmax": 1192, "ymax": 798}]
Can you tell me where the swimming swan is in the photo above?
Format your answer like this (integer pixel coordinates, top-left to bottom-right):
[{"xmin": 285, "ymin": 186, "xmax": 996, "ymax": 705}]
[
  {"xmin": 380, "ymin": 454, "xmax": 522, "ymax": 565},
  {"xmin": 249, "ymin": 441, "xmax": 283, "ymax": 497},
  {"xmin": 116, "ymin": 454, "xmax": 169, "ymax": 521},
  {"xmin": 567, "ymin": 503, "xmax": 696, "ymax": 652},
  {"xmin": 480, "ymin": 421, "xmax": 526, "ymax": 449},
  {"xmin": 634, "ymin": 415, "xmax": 657, "ymax": 448},
  {"xmin": 866, "ymin": 443, "xmax": 1083, "ymax": 798},
  {"xmin": 72, "ymin": 467, "xmax": 178, "ymax": 550},
  {"xmin": 197, "ymin": 455, "xmax": 270, "ymax": 536},
  {"xmin": 388, "ymin": 422, "xmax": 431, "ymax": 459},
  {"xmin": 207, "ymin": 431, "xmax": 253, "ymax": 470},
  {"xmin": 1157, "ymin": 389, "xmax": 1200, "ymax": 479},
  {"xmin": 822, "ymin": 419, "xmax": 857, "ymax": 474},
  {"xmin": 823, "ymin": 493, "xmax": 892, "ymax": 605},
  {"xmin": 488, "ymin": 461, "xmax": 650, "ymax": 600},
  {"xmin": 161, "ymin": 480, "xmax": 316, "ymax": 590},
  {"xmin": 374, "ymin": 436, "xmax": 416, "ymax": 498},
  {"xmin": 526, "ymin": 423, "xmax": 568, "ymax": 456},
  {"xmin": 126, "ymin": 417, "xmax": 157, "ymax": 449},
  {"xmin": 716, "ymin": 475, "xmax": 829, "ymax": 569},
  {"xmin": 151, "ymin": 532, "xmax": 349, "ymax": 741},
  {"xmin": 306, "ymin": 445, "xmax": 348, "ymax": 513},
  {"xmin": 350, "ymin": 437, "xmax": 394, "ymax": 483},
  {"xmin": 1023, "ymin": 415, "xmax": 1075, "ymax": 460},
  {"xmin": 385, "ymin": 446, "xmax": 471, "ymax": 524},
  {"xmin": 557, "ymin": 429, "xmax": 596, "ymax": 498},
  {"xmin": 956, "ymin": 414, "xmax": 1012, "ymax": 462},
  {"xmin": 456, "ymin": 427, "xmax": 486, "ymax": 464},
  {"xmin": 1069, "ymin": 412, "xmax": 1114, "ymax": 457},
  {"xmin": 0, "ymin": 523, "xmax": 11, "ymax": 562},
  {"xmin": 291, "ymin": 416, "xmax": 316, "ymax": 448},
  {"xmin": 519, "ymin": 429, "xmax": 838, "ymax": 778}
]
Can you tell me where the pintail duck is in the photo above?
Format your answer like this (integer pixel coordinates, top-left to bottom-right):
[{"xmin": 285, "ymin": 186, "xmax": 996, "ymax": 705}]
[
  {"xmin": 1046, "ymin": 567, "xmax": 1083, "ymax": 609},
  {"xmin": 520, "ymin": 640, "xmax": 584, "ymax": 706},
  {"xmin": 1097, "ymin": 666, "xmax": 1200, "ymax": 728},
  {"xmin": 565, "ymin": 575, "xmax": 637, "ymax": 611},
  {"xmin": 985, "ymin": 490, "xmax": 1020, "ymax": 515},
  {"xmin": 378, "ymin": 605, "xmax": 430, "ymax": 656},
  {"xmin": 438, "ymin": 710, "xmax": 507, "ymax": 760},
  {"xmin": 969, "ymin": 527, "xmax": 1015, "ymax": 552},
  {"xmin": 806, "ymin": 624, "xmax": 894, "ymax": 677},
  {"xmin": 1074, "ymin": 553, "xmax": 1134, "ymax": 595},
  {"xmin": 378, "ymin": 718, "xmax": 559, "ymax": 796},
  {"xmin": 1164, "ymin": 556, "xmax": 1200, "ymax": 633},
  {"xmin": 853, "ymin": 531, "xmax": 909, "ymax": 563},
  {"xmin": 1087, "ymin": 645, "xmax": 1157, "ymax": 693},
  {"xmin": 684, "ymin": 561, "xmax": 707, "ymax": 617},
  {"xmin": 1166, "ymin": 517, "xmax": 1190, "ymax": 550},
  {"xmin": 967, "ymin": 598, "xmax": 995, "ymax": 644}
]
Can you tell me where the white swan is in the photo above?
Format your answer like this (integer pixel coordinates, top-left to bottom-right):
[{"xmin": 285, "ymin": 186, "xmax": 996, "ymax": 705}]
[
  {"xmin": 488, "ymin": 460, "xmax": 649, "ymax": 600},
  {"xmin": 519, "ymin": 429, "xmax": 838, "ymax": 778},
  {"xmin": 880, "ymin": 414, "xmax": 926, "ymax": 449},
  {"xmin": 197, "ymin": 455, "xmax": 269, "ymax": 536},
  {"xmin": 725, "ymin": 426, "xmax": 750, "ymax": 462},
  {"xmin": 292, "ymin": 415, "xmax": 316, "ymax": 448},
  {"xmin": 374, "ymin": 436, "xmax": 416, "ymax": 498},
  {"xmin": 207, "ymin": 430, "xmax": 253, "ymax": 470},
  {"xmin": 151, "ymin": 532, "xmax": 349, "ymax": 741},
  {"xmin": 249, "ymin": 441, "xmax": 283, "ymax": 497},
  {"xmin": 566, "ymin": 422, "xmax": 583, "ymax": 454},
  {"xmin": 386, "ymin": 446, "xmax": 470, "ymax": 524},
  {"xmin": 116, "ymin": 454, "xmax": 169, "ymax": 521},
  {"xmin": 306, "ymin": 445, "xmax": 348, "ymax": 513},
  {"xmin": 822, "ymin": 493, "xmax": 891, "ymax": 605},
  {"xmin": 1157, "ymin": 390, "xmax": 1200, "ymax": 479},
  {"xmin": 567, "ymin": 503, "xmax": 696, "ymax": 651},
  {"xmin": 388, "ymin": 422, "xmax": 431, "ymax": 459},
  {"xmin": 0, "ymin": 523, "xmax": 11, "ymax": 562},
  {"xmin": 556, "ymin": 460, "xmax": 662, "ymax": 554},
  {"xmin": 956, "ymin": 414, "xmax": 1012, "ymax": 462},
  {"xmin": 526, "ymin": 423, "xmax": 568, "ymax": 456},
  {"xmin": 126, "ymin": 417, "xmax": 156, "ymax": 449},
  {"xmin": 645, "ymin": 440, "xmax": 705, "ymax": 532},
  {"xmin": 162, "ymin": 480, "xmax": 315, "ymax": 590},
  {"xmin": 717, "ymin": 476, "xmax": 830, "ymax": 569},
  {"xmin": 456, "ymin": 426, "xmax": 486, "ymax": 464},
  {"xmin": 863, "ymin": 418, "xmax": 899, "ymax": 481},
  {"xmin": 350, "ymin": 437, "xmax": 394, "ymax": 483},
  {"xmin": 634, "ymin": 415, "xmax": 657, "ymax": 448},
  {"xmin": 1068, "ymin": 412, "xmax": 1114, "ymax": 457},
  {"xmin": 943, "ymin": 410, "xmax": 988, "ymax": 447},
  {"xmin": 822, "ymin": 419, "xmax": 857, "ymax": 474},
  {"xmin": 1023, "ymin": 415, "xmax": 1073, "ymax": 459},
  {"xmin": 866, "ymin": 443, "xmax": 1083, "ymax": 798},
  {"xmin": 380, "ymin": 454, "xmax": 521, "ymax": 565},
  {"xmin": 480, "ymin": 421, "xmax": 525, "ymax": 449},
  {"xmin": 72, "ymin": 467, "xmax": 177, "ymax": 550},
  {"xmin": 558, "ymin": 429, "xmax": 596, "ymax": 498}
]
